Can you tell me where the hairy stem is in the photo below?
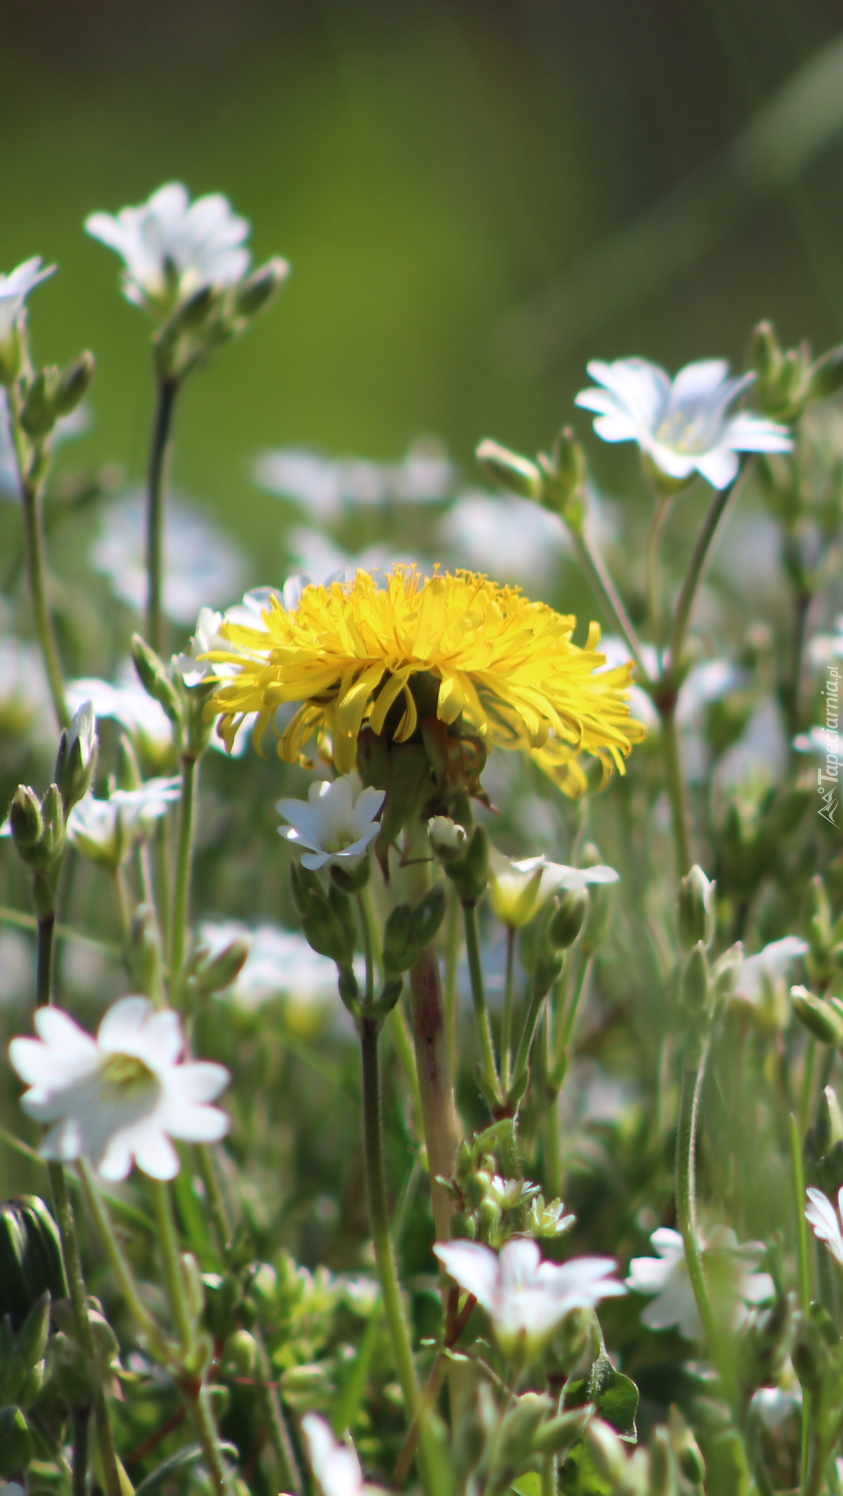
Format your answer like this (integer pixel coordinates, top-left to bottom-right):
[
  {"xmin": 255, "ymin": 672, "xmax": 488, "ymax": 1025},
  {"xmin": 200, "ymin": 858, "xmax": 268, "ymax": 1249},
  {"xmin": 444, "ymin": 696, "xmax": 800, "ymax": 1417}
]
[
  {"xmin": 669, "ymin": 476, "xmax": 739, "ymax": 672},
  {"xmin": 501, "ymin": 926, "xmax": 517, "ymax": 1091},
  {"xmin": 36, "ymin": 907, "xmax": 55, "ymax": 1007},
  {"xmin": 20, "ymin": 478, "xmax": 69, "ymax": 728},
  {"xmin": 463, "ymin": 900, "xmax": 501, "ymax": 1103},
  {"xmin": 145, "ymin": 374, "xmax": 179, "ymax": 654},
  {"xmin": 170, "ymin": 752, "xmax": 197, "ymax": 1006},
  {"xmin": 659, "ymin": 699, "xmax": 692, "ymax": 876},
  {"xmin": 71, "ymin": 1407, "xmax": 91, "ymax": 1496}
]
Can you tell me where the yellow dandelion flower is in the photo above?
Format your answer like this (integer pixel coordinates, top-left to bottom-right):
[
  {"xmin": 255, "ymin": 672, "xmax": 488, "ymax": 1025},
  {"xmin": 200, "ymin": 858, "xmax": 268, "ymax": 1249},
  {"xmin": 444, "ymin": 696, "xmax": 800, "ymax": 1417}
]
[{"xmin": 205, "ymin": 567, "xmax": 645, "ymax": 795}]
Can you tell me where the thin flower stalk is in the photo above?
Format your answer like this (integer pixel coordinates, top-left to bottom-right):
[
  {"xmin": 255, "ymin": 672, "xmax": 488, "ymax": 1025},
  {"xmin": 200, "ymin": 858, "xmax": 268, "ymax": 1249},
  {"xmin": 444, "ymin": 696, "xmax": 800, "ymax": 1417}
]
[
  {"xmin": 77, "ymin": 1159, "xmax": 169, "ymax": 1362},
  {"xmin": 146, "ymin": 374, "xmax": 179, "ymax": 654},
  {"xmin": 668, "ymin": 473, "xmax": 742, "ymax": 674},
  {"xmin": 501, "ymin": 926, "xmax": 517, "ymax": 1091},
  {"xmin": 170, "ymin": 749, "xmax": 198, "ymax": 1005},
  {"xmin": 463, "ymin": 899, "xmax": 501, "ymax": 1104}
]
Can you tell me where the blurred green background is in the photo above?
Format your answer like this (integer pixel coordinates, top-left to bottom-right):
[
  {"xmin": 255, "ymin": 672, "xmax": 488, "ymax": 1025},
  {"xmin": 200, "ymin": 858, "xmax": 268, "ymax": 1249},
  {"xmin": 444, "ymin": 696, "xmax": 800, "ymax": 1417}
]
[{"xmin": 5, "ymin": 0, "xmax": 843, "ymax": 574}]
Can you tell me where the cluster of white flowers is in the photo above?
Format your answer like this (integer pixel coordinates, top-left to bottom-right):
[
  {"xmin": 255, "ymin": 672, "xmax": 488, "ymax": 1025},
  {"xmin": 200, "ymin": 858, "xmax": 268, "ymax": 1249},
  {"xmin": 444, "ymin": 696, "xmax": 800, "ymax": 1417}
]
[
  {"xmin": 67, "ymin": 777, "xmax": 181, "ymax": 867},
  {"xmin": 9, "ymin": 997, "xmax": 229, "ymax": 1180},
  {"xmin": 576, "ymin": 357, "xmax": 792, "ymax": 489},
  {"xmin": 254, "ymin": 438, "xmax": 453, "ymax": 521}
]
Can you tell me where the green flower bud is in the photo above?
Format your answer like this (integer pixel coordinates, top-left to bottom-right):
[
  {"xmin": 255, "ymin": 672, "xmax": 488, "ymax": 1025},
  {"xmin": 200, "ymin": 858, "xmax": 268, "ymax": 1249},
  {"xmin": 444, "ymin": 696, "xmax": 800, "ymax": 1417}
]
[
  {"xmin": 791, "ymin": 986, "xmax": 843, "ymax": 1045},
  {"xmin": 330, "ymin": 858, "xmax": 371, "ymax": 894},
  {"xmin": 20, "ymin": 367, "xmax": 59, "ymax": 439},
  {"xmin": 16, "ymin": 1291, "xmax": 50, "ymax": 1372},
  {"xmin": 39, "ymin": 784, "xmax": 65, "ymax": 864},
  {"xmin": 224, "ymin": 1328, "xmax": 258, "ymax": 1377},
  {"xmin": 587, "ymin": 1419, "xmax": 630, "ymax": 1485},
  {"xmin": 680, "ymin": 943, "xmax": 711, "ymax": 1021},
  {"xmin": 188, "ymin": 933, "xmax": 249, "ymax": 996},
  {"xmin": 493, "ymin": 1392, "xmax": 553, "ymax": 1474},
  {"xmin": 8, "ymin": 786, "xmax": 43, "ymax": 858},
  {"xmin": 532, "ymin": 1406, "xmax": 592, "ymax": 1455},
  {"xmin": 55, "ymin": 700, "xmax": 98, "ymax": 811},
  {"xmin": 0, "ymin": 1405, "xmax": 33, "ymax": 1479},
  {"xmin": 131, "ymin": 634, "xmax": 184, "ymax": 729},
  {"xmin": 475, "ymin": 438, "xmax": 542, "ymax": 501},
  {"xmin": 677, "ymin": 865, "xmax": 715, "ymax": 952},
  {"xmin": 805, "ymin": 876, "xmax": 832, "ymax": 959},
  {"xmin": 290, "ymin": 863, "xmax": 356, "ymax": 967},
  {"xmin": 337, "ymin": 965, "xmax": 361, "ymax": 1016},
  {"xmin": 383, "ymin": 886, "xmax": 447, "ymax": 975},
  {"xmin": 233, "ymin": 257, "xmax": 290, "ymax": 319},
  {"xmin": 373, "ymin": 975, "xmax": 403, "ymax": 1019},
  {"xmin": 810, "ymin": 344, "xmax": 843, "ymax": 402},
  {"xmin": 173, "ymin": 284, "xmax": 217, "ymax": 331},
  {"xmin": 53, "ymin": 350, "xmax": 95, "ymax": 417},
  {"xmin": 444, "ymin": 823, "xmax": 489, "ymax": 905},
  {"xmin": 547, "ymin": 887, "xmax": 589, "ymax": 950},
  {"xmin": 538, "ymin": 428, "xmax": 588, "ymax": 532},
  {"xmin": 0, "ymin": 1198, "xmax": 66, "ymax": 1330}
]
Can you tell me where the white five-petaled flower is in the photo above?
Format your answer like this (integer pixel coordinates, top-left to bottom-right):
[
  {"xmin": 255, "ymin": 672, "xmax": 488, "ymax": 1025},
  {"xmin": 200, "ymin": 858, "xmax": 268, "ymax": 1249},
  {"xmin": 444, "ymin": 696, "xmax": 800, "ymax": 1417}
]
[
  {"xmin": 805, "ymin": 1186, "xmax": 843, "ymax": 1269},
  {"xmin": 85, "ymin": 182, "xmax": 251, "ymax": 311},
  {"xmin": 0, "ymin": 258, "xmax": 56, "ymax": 349},
  {"xmin": 9, "ymin": 997, "xmax": 229, "ymax": 1180},
  {"xmin": 487, "ymin": 845, "xmax": 618, "ymax": 929},
  {"xmin": 276, "ymin": 776, "xmax": 385, "ymax": 871},
  {"xmin": 575, "ymin": 357, "xmax": 792, "ymax": 489},
  {"xmin": 67, "ymin": 777, "xmax": 181, "ymax": 867},
  {"xmin": 172, "ymin": 606, "xmax": 227, "ymax": 687},
  {"xmin": 627, "ymin": 1226, "xmax": 774, "ymax": 1341},
  {"xmin": 296, "ymin": 1413, "xmax": 387, "ymax": 1496},
  {"xmin": 434, "ymin": 1237, "xmax": 625, "ymax": 1360}
]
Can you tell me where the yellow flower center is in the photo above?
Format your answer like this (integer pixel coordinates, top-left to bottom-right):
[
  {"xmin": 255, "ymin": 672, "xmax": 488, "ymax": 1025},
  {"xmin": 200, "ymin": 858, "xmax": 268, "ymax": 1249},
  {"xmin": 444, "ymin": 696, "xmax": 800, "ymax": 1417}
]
[{"xmin": 100, "ymin": 1051, "xmax": 157, "ymax": 1097}]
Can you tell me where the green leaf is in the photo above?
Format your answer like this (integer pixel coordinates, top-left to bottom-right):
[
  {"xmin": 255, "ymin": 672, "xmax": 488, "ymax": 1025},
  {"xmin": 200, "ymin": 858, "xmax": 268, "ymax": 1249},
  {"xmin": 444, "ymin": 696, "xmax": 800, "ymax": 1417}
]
[
  {"xmin": 511, "ymin": 1476, "xmax": 542, "ymax": 1496},
  {"xmin": 133, "ymin": 1442, "xmax": 238, "ymax": 1496},
  {"xmin": 588, "ymin": 1354, "xmax": 638, "ymax": 1442}
]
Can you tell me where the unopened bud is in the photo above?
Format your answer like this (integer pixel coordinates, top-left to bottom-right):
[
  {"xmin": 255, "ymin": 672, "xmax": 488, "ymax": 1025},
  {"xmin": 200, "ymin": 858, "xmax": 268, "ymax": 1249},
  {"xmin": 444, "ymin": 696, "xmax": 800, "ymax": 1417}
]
[
  {"xmin": 383, "ymin": 886, "xmax": 447, "ymax": 975},
  {"xmin": 53, "ymin": 351, "xmax": 95, "ymax": 416},
  {"xmin": 190, "ymin": 934, "xmax": 250, "ymax": 995},
  {"xmin": 713, "ymin": 941, "xmax": 743, "ymax": 1002},
  {"xmin": 428, "ymin": 815, "xmax": 468, "ymax": 862},
  {"xmin": 752, "ymin": 321, "xmax": 784, "ymax": 385},
  {"xmin": 20, "ymin": 367, "xmax": 58, "ymax": 439},
  {"xmin": 0, "ymin": 1405, "xmax": 33, "ymax": 1479},
  {"xmin": 476, "ymin": 438, "xmax": 541, "ymax": 501},
  {"xmin": 813, "ymin": 1085, "xmax": 843, "ymax": 1156},
  {"xmin": 127, "ymin": 905, "xmax": 163, "ymax": 995},
  {"xmin": 547, "ymin": 887, "xmax": 589, "ymax": 951},
  {"xmin": 443, "ymin": 822, "xmax": 489, "ymax": 904},
  {"xmin": 587, "ymin": 1419, "xmax": 629, "ymax": 1485},
  {"xmin": 131, "ymin": 634, "xmax": 183, "ymax": 728},
  {"xmin": 791, "ymin": 986, "xmax": 843, "ymax": 1045},
  {"xmin": 224, "ymin": 1328, "xmax": 258, "ymax": 1377},
  {"xmin": 680, "ymin": 943, "xmax": 711, "ymax": 1020},
  {"xmin": 668, "ymin": 1407, "xmax": 705, "ymax": 1488},
  {"xmin": 806, "ymin": 876, "xmax": 832, "ymax": 957},
  {"xmin": 677, "ymin": 865, "xmax": 715, "ymax": 952},
  {"xmin": 0, "ymin": 1197, "xmax": 66, "ymax": 1329},
  {"xmin": 233, "ymin": 257, "xmax": 290, "ymax": 318},
  {"xmin": 8, "ymin": 786, "xmax": 44, "ymax": 856},
  {"xmin": 39, "ymin": 784, "xmax": 65, "ymax": 863},
  {"xmin": 55, "ymin": 700, "xmax": 98, "ymax": 811},
  {"xmin": 174, "ymin": 284, "xmax": 216, "ymax": 331},
  {"xmin": 290, "ymin": 863, "xmax": 356, "ymax": 967}
]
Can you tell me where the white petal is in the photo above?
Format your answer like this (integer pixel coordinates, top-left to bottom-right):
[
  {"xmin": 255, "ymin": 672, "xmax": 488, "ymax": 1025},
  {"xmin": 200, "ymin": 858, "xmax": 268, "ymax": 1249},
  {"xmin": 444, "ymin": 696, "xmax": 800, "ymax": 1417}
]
[
  {"xmin": 170, "ymin": 1061, "xmax": 230, "ymax": 1104},
  {"xmin": 33, "ymin": 1006, "xmax": 98, "ymax": 1058},
  {"xmin": 97, "ymin": 997, "xmax": 153, "ymax": 1051},
  {"xmin": 592, "ymin": 413, "xmax": 642, "ymax": 444},
  {"xmin": 626, "ymin": 1256, "xmax": 671, "ymax": 1294},
  {"xmin": 434, "ymin": 1241, "xmax": 500, "ymax": 1312},
  {"xmin": 128, "ymin": 1009, "xmax": 183, "ymax": 1067},
  {"xmin": 670, "ymin": 359, "xmax": 730, "ymax": 405},
  {"xmin": 162, "ymin": 1098, "xmax": 230, "ymax": 1144},
  {"xmin": 132, "ymin": 1125, "xmax": 181, "ymax": 1180},
  {"xmin": 694, "ymin": 446, "xmax": 740, "ymax": 489},
  {"xmin": 725, "ymin": 411, "xmax": 792, "ymax": 454}
]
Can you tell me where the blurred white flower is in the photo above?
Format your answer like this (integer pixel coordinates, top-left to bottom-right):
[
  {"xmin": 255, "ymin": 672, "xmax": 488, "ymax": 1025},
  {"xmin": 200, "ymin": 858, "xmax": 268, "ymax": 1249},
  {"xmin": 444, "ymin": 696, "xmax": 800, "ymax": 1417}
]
[
  {"xmin": 285, "ymin": 528, "xmax": 412, "ymax": 583},
  {"xmin": 254, "ymin": 438, "xmax": 452, "ymax": 523},
  {"xmin": 428, "ymin": 815, "xmax": 468, "ymax": 854},
  {"xmin": 172, "ymin": 606, "xmax": 226, "ymax": 686},
  {"xmin": 68, "ymin": 778, "xmax": 181, "ymax": 867},
  {"xmin": 795, "ymin": 725, "xmax": 838, "ymax": 759},
  {"xmin": 713, "ymin": 697, "xmax": 788, "ymax": 796},
  {"xmin": 0, "ymin": 390, "xmax": 90, "ymax": 500},
  {"xmin": 0, "ymin": 633, "xmax": 53, "ymax": 740},
  {"xmin": 199, "ymin": 921, "xmax": 343, "ymax": 1012},
  {"xmin": 627, "ymin": 1225, "xmax": 774, "ymax": 1340},
  {"xmin": 277, "ymin": 776, "xmax": 385, "ymax": 871},
  {"xmin": 733, "ymin": 936, "xmax": 809, "ymax": 1009},
  {"xmin": 90, "ymin": 491, "xmax": 246, "ymax": 624},
  {"xmin": 9, "ymin": 997, "xmax": 229, "ymax": 1180},
  {"xmin": 576, "ymin": 357, "xmax": 791, "ymax": 489},
  {"xmin": 300, "ymin": 1413, "xmax": 387, "ymax": 1496},
  {"xmin": 438, "ymin": 490, "xmax": 568, "ymax": 588},
  {"xmin": 0, "ymin": 929, "xmax": 34, "ymax": 1006},
  {"xmin": 805, "ymin": 1186, "xmax": 843, "ymax": 1268},
  {"xmin": 86, "ymin": 182, "xmax": 251, "ymax": 311},
  {"xmin": 67, "ymin": 672, "xmax": 174, "ymax": 767},
  {"xmin": 434, "ymin": 1236, "xmax": 624, "ymax": 1360},
  {"xmin": 488, "ymin": 845, "xmax": 618, "ymax": 929},
  {"xmin": 0, "ymin": 257, "xmax": 55, "ymax": 349},
  {"xmin": 806, "ymin": 616, "xmax": 843, "ymax": 672}
]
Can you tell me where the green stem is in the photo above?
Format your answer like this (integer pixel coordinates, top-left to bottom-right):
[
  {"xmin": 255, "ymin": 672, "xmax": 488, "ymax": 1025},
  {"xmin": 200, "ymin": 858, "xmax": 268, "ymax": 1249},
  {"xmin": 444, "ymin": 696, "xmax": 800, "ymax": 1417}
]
[
  {"xmin": 571, "ymin": 527, "xmax": 648, "ymax": 677},
  {"xmin": 78, "ymin": 1160, "xmax": 169, "ymax": 1362},
  {"xmin": 36, "ymin": 908, "xmax": 55, "ymax": 1007},
  {"xmin": 112, "ymin": 867, "xmax": 132, "ymax": 943},
  {"xmin": 790, "ymin": 1112, "xmax": 812, "ymax": 1493},
  {"xmin": 20, "ymin": 477, "xmax": 69, "ymax": 728},
  {"xmin": 800, "ymin": 1038, "xmax": 818, "ymax": 1137},
  {"xmin": 390, "ymin": 1002, "xmax": 423, "ymax": 1122},
  {"xmin": 444, "ymin": 883, "xmax": 461, "ymax": 1075},
  {"xmin": 357, "ymin": 890, "xmax": 375, "ymax": 1004},
  {"xmin": 645, "ymin": 492, "xmax": 673, "ymax": 652},
  {"xmin": 675, "ymin": 1048, "xmax": 735, "ymax": 1408},
  {"xmin": 556, "ymin": 954, "xmax": 591, "ymax": 1065},
  {"xmin": 170, "ymin": 753, "xmax": 197, "ymax": 1005},
  {"xmin": 146, "ymin": 374, "xmax": 180, "ymax": 655},
  {"xmin": 71, "ymin": 1407, "xmax": 91, "ymax": 1496},
  {"xmin": 541, "ymin": 1450, "xmax": 557, "ymax": 1496},
  {"xmin": 669, "ymin": 477, "xmax": 739, "ymax": 673},
  {"xmin": 193, "ymin": 1382, "xmax": 233, "ymax": 1495},
  {"xmin": 463, "ymin": 901, "xmax": 500, "ymax": 1102},
  {"xmin": 150, "ymin": 1179, "xmax": 194, "ymax": 1353},
  {"xmin": 195, "ymin": 1142, "xmax": 234, "ymax": 1259},
  {"xmin": 48, "ymin": 1162, "xmax": 122, "ymax": 1496},
  {"xmin": 660, "ymin": 701, "xmax": 692, "ymax": 876},
  {"xmin": 360, "ymin": 1017, "xmax": 420, "ymax": 1421},
  {"xmin": 501, "ymin": 926, "xmax": 517, "ymax": 1091}
]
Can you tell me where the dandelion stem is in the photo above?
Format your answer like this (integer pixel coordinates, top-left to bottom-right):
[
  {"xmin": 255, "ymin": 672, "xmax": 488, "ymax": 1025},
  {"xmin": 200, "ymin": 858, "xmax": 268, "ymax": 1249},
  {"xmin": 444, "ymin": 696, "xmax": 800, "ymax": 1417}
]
[
  {"xmin": 463, "ymin": 900, "xmax": 500, "ymax": 1104},
  {"xmin": 170, "ymin": 752, "xmax": 197, "ymax": 1006},
  {"xmin": 145, "ymin": 373, "xmax": 179, "ymax": 655},
  {"xmin": 360, "ymin": 1016, "xmax": 421, "ymax": 1419}
]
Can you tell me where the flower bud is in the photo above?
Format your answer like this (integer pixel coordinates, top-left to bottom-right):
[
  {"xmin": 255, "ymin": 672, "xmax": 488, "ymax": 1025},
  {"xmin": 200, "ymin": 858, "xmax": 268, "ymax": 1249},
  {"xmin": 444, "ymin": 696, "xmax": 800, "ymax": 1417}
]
[
  {"xmin": 428, "ymin": 815, "xmax": 468, "ymax": 862},
  {"xmin": 8, "ymin": 786, "xmax": 43, "ymax": 858},
  {"xmin": 679, "ymin": 943, "xmax": 711, "ymax": 1021},
  {"xmin": 127, "ymin": 904, "xmax": 164, "ymax": 997},
  {"xmin": 587, "ymin": 1419, "xmax": 629, "ymax": 1485},
  {"xmin": 15, "ymin": 1291, "xmax": 51, "ymax": 1373},
  {"xmin": 538, "ymin": 428, "xmax": 588, "ymax": 532},
  {"xmin": 547, "ymin": 887, "xmax": 589, "ymax": 950},
  {"xmin": 383, "ymin": 887, "xmax": 447, "ymax": 976},
  {"xmin": 0, "ymin": 1197, "xmax": 66, "ymax": 1330},
  {"xmin": 649, "ymin": 1427, "xmax": 678, "ymax": 1496},
  {"xmin": 174, "ymin": 284, "xmax": 217, "ymax": 331},
  {"xmin": 55, "ymin": 702, "xmax": 99, "ymax": 813},
  {"xmin": 791, "ymin": 986, "xmax": 843, "ymax": 1045},
  {"xmin": 814, "ymin": 1084, "xmax": 843, "ymax": 1156},
  {"xmin": 0, "ymin": 1405, "xmax": 33, "ymax": 1479},
  {"xmin": 224, "ymin": 1328, "xmax": 258, "ymax": 1377},
  {"xmin": 188, "ymin": 933, "xmax": 250, "ymax": 996},
  {"xmin": 131, "ymin": 634, "xmax": 183, "ymax": 729},
  {"xmin": 443, "ymin": 823, "xmax": 489, "ymax": 905},
  {"xmin": 677, "ymin": 866, "xmax": 715, "ymax": 952},
  {"xmin": 53, "ymin": 351, "xmax": 95, "ymax": 416},
  {"xmin": 713, "ymin": 941, "xmax": 743, "ymax": 1002},
  {"xmin": 39, "ymin": 785, "xmax": 65, "ymax": 864},
  {"xmin": 233, "ymin": 257, "xmax": 290, "ymax": 319},
  {"xmin": 532, "ymin": 1405, "xmax": 592, "ymax": 1455},
  {"xmin": 805, "ymin": 876, "xmax": 832, "ymax": 959},
  {"xmin": 373, "ymin": 975, "xmax": 403, "ymax": 1019},
  {"xmin": 810, "ymin": 344, "xmax": 843, "ymax": 402},
  {"xmin": 20, "ymin": 367, "xmax": 59, "ymax": 439},
  {"xmin": 290, "ymin": 863, "xmax": 356, "ymax": 968},
  {"xmin": 476, "ymin": 438, "xmax": 541, "ymax": 501}
]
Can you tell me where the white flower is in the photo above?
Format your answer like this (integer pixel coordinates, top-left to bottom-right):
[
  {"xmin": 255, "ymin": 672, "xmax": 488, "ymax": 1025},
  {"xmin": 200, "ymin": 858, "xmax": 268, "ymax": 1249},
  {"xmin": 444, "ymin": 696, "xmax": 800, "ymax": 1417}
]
[
  {"xmin": 299, "ymin": 1413, "xmax": 387, "ymax": 1496},
  {"xmin": 627, "ymin": 1226, "xmax": 774, "ymax": 1341},
  {"xmin": 428, "ymin": 816, "xmax": 468, "ymax": 854},
  {"xmin": 0, "ymin": 257, "xmax": 55, "ymax": 348},
  {"xmin": 254, "ymin": 438, "xmax": 452, "ymax": 523},
  {"xmin": 487, "ymin": 845, "xmax": 618, "ymax": 929},
  {"xmin": 0, "ymin": 633, "xmax": 52, "ymax": 739},
  {"xmin": 172, "ymin": 606, "xmax": 227, "ymax": 686},
  {"xmin": 487, "ymin": 1176, "xmax": 542, "ymax": 1210},
  {"xmin": 0, "ymin": 392, "xmax": 90, "ymax": 499},
  {"xmin": 68, "ymin": 778, "xmax": 180, "ymax": 867},
  {"xmin": 90, "ymin": 491, "xmax": 246, "ymax": 625},
  {"xmin": 276, "ymin": 776, "xmax": 385, "ymax": 872},
  {"xmin": 438, "ymin": 490, "xmax": 569, "ymax": 587},
  {"xmin": 86, "ymin": 182, "xmax": 250, "ymax": 311},
  {"xmin": 434, "ymin": 1237, "xmax": 624, "ymax": 1360},
  {"xmin": 67, "ymin": 672, "xmax": 174, "ymax": 768},
  {"xmin": 198, "ymin": 921, "xmax": 345, "ymax": 1013},
  {"xmin": 575, "ymin": 357, "xmax": 792, "ymax": 489},
  {"xmin": 285, "ymin": 527, "xmax": 408, "ymax": 584},
  {"xmin": 0, "ymin": 1484, "xmax": 26, "ymax": 1496},
  {"xmin": 805, "ymin": 1186, "xmax": 843, "ymax": 1268},
  {"xmin": 9, "ymin": 997, "xmax": 229, "ymax": 1180},
  {"xmin": 750, "ymin": 1376, "xmax": 802, "ymax": 1432},
  {"xmin": 733, "ymin": 936, "xmax": 809, "ymax": 1009}
]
